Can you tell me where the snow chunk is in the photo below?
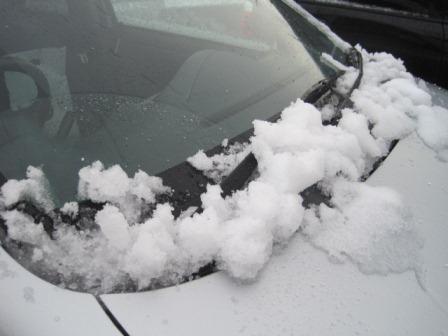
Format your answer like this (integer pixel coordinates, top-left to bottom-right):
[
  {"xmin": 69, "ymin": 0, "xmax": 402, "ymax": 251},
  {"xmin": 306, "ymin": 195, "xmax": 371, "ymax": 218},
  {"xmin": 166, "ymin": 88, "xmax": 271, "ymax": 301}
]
[
  {"xmin": 123, "ymin": 204, "xmax": 177, "ymax": 289},
  {"xmin": 219, "ymin": 216, "xmax": 273, "ymax": 279},
  {"xmin": 0, "ymin": 166, "xmax": 54, "ymax": 211},
  {"xmin": 230, "ymin": 181, "xmax": 303, "ymax": 244},
  {"xmin": 252, "ymin": 100, "xmax": 365, "ymax": 192},
  {"xmin": 78, "ymin": 161, "xmax": 170, "ymax": 222},
  {"xmin": 79, "ymin": 161, "xmax": 169, "ymax": 204},
  {"xmin": 60, "ymin": 202, "xmax": 79, "ymax": 218},
  {"xmin": 78, "ymin": 161, "xmax": 130, "ymax": 203},
  {"xmin": 130, "ymin": 170, "xmax": 170, "ymax": 202},
  {"xmin": 340, "ymin": 109, "xmax": 384, "ymax": 158},
  {"xmin": 188, "ymin": 143, "xmax": 250, "ymax": 182},
  {"xmin": 95, "ymin": 205, "xmax": 131, "ymax": 251},
  {"xmin": 2, "ymin": 210, "xmax": 46, "ymax": 245}
]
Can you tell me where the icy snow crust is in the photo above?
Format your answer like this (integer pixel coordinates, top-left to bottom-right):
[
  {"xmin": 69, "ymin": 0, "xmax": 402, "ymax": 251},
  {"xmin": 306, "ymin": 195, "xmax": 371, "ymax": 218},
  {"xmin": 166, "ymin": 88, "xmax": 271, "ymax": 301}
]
[{"xmin": 1, "ymin": 49, "xmax": 448, "ymax": 293}]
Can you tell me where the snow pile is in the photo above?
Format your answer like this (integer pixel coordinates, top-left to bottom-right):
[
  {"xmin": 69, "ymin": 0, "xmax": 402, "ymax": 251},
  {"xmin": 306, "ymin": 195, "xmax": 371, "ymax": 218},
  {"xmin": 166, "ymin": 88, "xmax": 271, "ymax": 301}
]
[
  {"xmin": 187, "ymin": 49, "xmax": 448, "ymax": 277},
  {"xmin": 303, "ymin": 180, "xmax": 422, "ymax": 275},
  {"xmin": 1, "ymin": 48, "xmax": 447, "ymax": 293},
  {"xmin": 251, "ymin": 101, "xmax": 365, "ymax": 193},
  {"xmin": 1, "ymin": 166, "xmax": 303, "ymax": 292},
  {"xmin": 348, "ymin": 50, "xmax": 448, "ymax": 160},
  {"xmin": 60, "ymin": 202, "xmax": 79, "ymax": 219}
]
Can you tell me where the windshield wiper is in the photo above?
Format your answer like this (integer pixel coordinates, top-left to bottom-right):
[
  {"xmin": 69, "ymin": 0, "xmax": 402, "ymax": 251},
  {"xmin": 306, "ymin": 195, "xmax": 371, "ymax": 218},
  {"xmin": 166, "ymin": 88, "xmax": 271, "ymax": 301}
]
[
  {"xmin": 220, "ymin": 47, "xmax": 363, "ymax": 200},
  {"xmin": 219, "ymin": 75, "xmax": 338, "ymax": 198}
]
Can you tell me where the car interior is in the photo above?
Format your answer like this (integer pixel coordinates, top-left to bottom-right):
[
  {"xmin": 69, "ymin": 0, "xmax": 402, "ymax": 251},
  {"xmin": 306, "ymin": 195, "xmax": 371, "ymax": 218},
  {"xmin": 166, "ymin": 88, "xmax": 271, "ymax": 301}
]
[{"xmin": 0, "ymin": 0, "xmax": 340, "ymax": 205}]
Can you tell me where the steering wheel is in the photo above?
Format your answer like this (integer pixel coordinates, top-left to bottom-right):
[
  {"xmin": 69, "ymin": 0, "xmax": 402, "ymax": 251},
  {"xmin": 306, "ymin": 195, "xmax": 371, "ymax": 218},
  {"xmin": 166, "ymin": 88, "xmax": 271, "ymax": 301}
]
[{"xmin": 0, "ymin": 56, "xmax": 52, "ymax": 125}]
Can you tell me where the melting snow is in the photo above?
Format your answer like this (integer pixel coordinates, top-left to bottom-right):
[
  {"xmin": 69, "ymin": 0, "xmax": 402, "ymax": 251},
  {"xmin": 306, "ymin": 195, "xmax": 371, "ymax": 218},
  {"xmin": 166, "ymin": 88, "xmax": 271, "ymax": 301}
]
[
  {"xmin": 303, "ymin": 180, "xmax": 423, "ymax": 275},
  {"xmin": 1, "ymin": 48, "xmax": 448, "ymax": 293}
]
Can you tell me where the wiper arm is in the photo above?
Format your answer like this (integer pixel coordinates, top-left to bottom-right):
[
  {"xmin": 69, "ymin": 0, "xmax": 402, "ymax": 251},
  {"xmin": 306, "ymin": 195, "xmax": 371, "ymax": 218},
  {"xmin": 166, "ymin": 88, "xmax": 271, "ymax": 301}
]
[
  {"xmin": 331, "ymin": 48, "xmax": 364, "ymax": 121},
  {"xmin": 219, "ymin": 75, "xmax": 340, "ymax": 198}
]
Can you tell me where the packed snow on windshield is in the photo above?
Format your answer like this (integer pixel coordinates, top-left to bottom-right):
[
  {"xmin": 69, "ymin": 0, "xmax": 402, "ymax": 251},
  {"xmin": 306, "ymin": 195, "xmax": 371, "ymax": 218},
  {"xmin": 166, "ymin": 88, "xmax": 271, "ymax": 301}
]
[{"xmin": 1, "ymin": 44, "xmax": 448, "ymax": 293}]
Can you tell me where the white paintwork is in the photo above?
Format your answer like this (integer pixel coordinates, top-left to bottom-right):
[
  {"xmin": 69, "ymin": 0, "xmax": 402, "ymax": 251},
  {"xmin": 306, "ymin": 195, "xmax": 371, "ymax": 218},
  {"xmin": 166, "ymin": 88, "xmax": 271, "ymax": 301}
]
[
  {"xmin": 0, "ymin": 247, "xmax": 122, "ymax": 336},
  {"xmin": 101, "ymin": 132, "xmax": 448, "ymax": 336},
  {"xmin": 368, "ymin": 132, "xmax": 448, "ymax": 313}
]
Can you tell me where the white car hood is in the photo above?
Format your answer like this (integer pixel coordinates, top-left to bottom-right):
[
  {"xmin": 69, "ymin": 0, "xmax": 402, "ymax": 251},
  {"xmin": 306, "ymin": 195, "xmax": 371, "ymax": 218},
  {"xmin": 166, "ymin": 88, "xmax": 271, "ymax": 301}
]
[{"xmin": 99, "ymin": 131, "xmax": 448, "ymax": 336}]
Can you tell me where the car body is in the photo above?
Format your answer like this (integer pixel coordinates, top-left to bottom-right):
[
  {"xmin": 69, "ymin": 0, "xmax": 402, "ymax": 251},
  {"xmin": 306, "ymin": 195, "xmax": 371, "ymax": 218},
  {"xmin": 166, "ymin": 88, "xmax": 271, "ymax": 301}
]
[
  {"xmin": 296, "ymin": 0, "xmax": 448, "ymax": 88},
  {"xmin": 1, "ymin": 1, "xmax": 448, "ymax": 336}
]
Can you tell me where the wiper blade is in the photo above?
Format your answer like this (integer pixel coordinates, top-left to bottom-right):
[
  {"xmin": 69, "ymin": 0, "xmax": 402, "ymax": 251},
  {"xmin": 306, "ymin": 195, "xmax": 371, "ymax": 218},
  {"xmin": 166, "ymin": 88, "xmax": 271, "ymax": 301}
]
[
  {"xmin": 219, "ymin": 75, "xmax": 340, "ymax": 198},
  {"xmin": 221, "ymin": 151, "xmax": 258, "ymax": 197}
]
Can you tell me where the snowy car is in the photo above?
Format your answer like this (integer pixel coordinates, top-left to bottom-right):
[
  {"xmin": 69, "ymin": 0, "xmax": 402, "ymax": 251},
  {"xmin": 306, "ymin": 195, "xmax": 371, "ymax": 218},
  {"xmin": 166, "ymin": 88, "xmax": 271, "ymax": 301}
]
[{"xmin": 0, "ymin": 1, "xmax": 447, "ymax": 335}]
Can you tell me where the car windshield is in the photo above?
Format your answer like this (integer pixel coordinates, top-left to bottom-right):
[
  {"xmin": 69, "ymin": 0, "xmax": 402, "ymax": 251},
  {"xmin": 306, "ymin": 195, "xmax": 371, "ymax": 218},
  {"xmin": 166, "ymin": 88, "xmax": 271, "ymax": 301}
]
[{"xmin": 0, "ymin": 0, "xmax": 346, "ymax": 205}]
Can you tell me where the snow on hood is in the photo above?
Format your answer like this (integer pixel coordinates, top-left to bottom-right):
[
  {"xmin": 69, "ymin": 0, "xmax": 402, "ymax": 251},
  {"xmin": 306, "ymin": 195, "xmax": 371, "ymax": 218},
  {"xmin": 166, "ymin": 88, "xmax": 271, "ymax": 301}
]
[{"xmin": 1, "ymin": 48, "xmax": 447, "ymax": 293}]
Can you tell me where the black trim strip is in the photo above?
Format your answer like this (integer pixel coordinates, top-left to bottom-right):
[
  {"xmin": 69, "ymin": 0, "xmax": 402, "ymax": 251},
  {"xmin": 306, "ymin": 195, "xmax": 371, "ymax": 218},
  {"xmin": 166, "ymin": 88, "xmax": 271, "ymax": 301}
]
[
  {"xmin": 96, "ymin": 296, "xmax": 130, "ymax": 336},
  {"xmin": 298, "ymin": 0, "xmax": 441, "ymax": 22}
]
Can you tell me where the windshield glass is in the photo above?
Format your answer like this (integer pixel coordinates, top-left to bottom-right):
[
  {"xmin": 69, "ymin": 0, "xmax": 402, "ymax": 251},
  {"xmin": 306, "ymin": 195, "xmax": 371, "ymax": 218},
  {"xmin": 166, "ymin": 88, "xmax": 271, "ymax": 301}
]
[{"xmin": 0, "ymin": 0, "xmax": 345, "ymax": 205}]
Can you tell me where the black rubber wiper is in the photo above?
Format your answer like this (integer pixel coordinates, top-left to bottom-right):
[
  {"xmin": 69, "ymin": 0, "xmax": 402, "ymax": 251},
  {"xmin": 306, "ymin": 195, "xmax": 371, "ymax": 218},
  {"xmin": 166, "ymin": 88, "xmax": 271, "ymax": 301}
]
[{"xmin": 220, "ymin": 48, "xmax": 363, "ymax": 199}]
